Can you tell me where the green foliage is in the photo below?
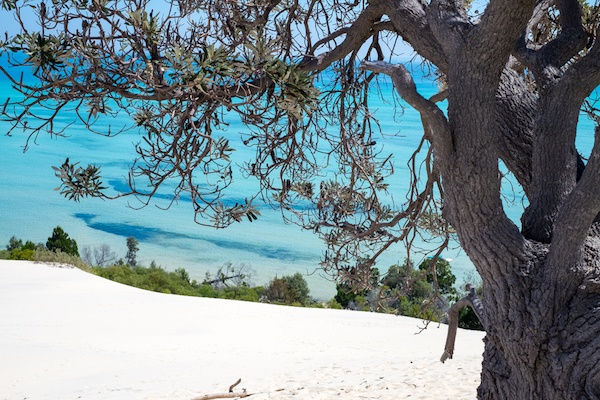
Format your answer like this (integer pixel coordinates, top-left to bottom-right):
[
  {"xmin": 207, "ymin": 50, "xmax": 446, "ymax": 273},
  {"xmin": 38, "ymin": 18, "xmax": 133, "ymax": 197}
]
[
  {"xmin": 334, "ymin": 267, "xmax": 379, "ymax": 309},
  {"xmin": 52, "ymin": 159, "xmax": 106, "ymax": 201},
  {"xmin": 265, "ymin": 272, "xmax": 311, "ymax": 306},
  {"xmin": 7, "ymin": 240, "xmax": 38, "ymax": 260},
  {"xmin": 325, "ymin": 299, "xmax": 343, "ymax": 309},
  {"xmin": 10, "ymin": 248, "xmax": 34, "ymax": 260},
  {"xmin": 174, "ymin": 267, "xmax": 190, "ymax": 283},
  {"xmin": 1, "ymin": 0, "xmax": 17, "ymax": 11},
  {"xmin": 380, "ymin": 263, "xmax": 413, "ymax": 292},
  {"xmin": 91, "ymin": 263, "xmax": 265, "ymax": 301},
  {"xmin": 219, "ymin": 286, "xmax": 262, "ymax": 302},
  {"xmin": 94, "ymin": 264, "xmax": 202, "ymax": 296},
  {"xmin": 125, "ymin": 237, "xmax": 139, "ymax": 267},
  {"xmin": 22, "ymin": 240, "xmax": 37, "ymax": 251},
  {"xmin": 333, "ymin": 259, "xmax": 461, "ymax": 321},
  {"xmin": 334, "ymin": 283, "xmax": 367, "ymax": 308},
  {"xmin": 10, "ymin": 31, "xmax": 72, "ymax": 73},
  {"xmin": 418, "ymin": 257, "xmax": 457, "ymax": 296},
  {"xmin": 450, "ymin": 271, "xmax": 485, "ymax": 331},
  {"xmin": 459, "ymin": 305, "xmax": 485, "ymax": 331},
  {"xmin": 4, "ymin": 237, "xmax": 41, "ymax": 261},
  {"xmin": 46, "ymin": 226, "xmax": 79, "ymax": 257},
  {"xmin": 395, "ymin": 296, "xmax": 440, "ymax": 321}
]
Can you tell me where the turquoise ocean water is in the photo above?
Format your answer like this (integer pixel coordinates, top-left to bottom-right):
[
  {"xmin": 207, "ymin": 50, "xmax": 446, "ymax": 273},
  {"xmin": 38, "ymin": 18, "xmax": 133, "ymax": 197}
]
[{"xmin": 1, "ymin": 56, "xmax": 595, "ymax": 299}]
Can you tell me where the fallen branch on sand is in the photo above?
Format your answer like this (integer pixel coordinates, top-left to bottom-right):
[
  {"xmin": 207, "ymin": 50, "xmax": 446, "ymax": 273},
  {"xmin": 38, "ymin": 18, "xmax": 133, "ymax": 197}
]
[
  {"xmin": 441, "ymin": 284, "xmax": 487, "ymax": 363},
  {"xmin": 191, "ymin": 378, "xmax": 253, "ymax": 399}
]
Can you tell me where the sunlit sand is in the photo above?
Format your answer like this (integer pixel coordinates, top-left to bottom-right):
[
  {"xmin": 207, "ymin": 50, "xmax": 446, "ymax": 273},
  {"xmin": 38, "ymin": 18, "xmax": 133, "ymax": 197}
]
[{"xmin": 0, "ymin": 260, "xmax": 485, "ymax": 399}]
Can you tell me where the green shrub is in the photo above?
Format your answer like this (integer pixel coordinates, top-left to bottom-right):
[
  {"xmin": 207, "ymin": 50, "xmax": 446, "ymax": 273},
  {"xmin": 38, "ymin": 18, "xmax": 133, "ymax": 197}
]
[
  {"xmin": 264, "ymin": 272, "xmax": 311, "ymax": 306},
  {"xmin": 10, "ymin": 248, "xmax": 34, "ymax": 260},
  {"xmin": 325, "ymin": 299, "xmax": 343, "ymax": 309},
  {"xmin": 4, "ymin": 238, "xmax": 41, "ymax": 261},
  {"xmin": 334, "ymin": 283, "xmax": 367, "ymax": 308},
  {"xmin": 219, "ymin": 286, "xmax": 262, "ymax": 302},
  {"xmin": 90, "ymin": 264, "xmax": 265, "ymax": 301}
]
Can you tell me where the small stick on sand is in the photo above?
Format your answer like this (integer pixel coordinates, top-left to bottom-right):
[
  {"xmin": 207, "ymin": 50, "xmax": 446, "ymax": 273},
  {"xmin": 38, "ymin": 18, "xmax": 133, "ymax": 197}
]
[{"xmin": 191, "ymin": 379, "xmax": 252, "ymax": 400}]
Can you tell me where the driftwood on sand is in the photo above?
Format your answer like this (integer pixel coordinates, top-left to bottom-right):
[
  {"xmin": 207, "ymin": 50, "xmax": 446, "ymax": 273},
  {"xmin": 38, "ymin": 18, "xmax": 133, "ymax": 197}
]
[{"xmin": 191, "ymin": 379, "xmax": 252, "ymax": 400}]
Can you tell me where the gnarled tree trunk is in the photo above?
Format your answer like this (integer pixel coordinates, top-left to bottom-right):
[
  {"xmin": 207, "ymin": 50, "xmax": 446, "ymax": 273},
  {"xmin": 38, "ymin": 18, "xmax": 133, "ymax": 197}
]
[
  {"xmin": 369, "ymin": 1, "xmax": 600, "ymax": 397},
  {"xmin": 438, "ymin": 3, "xmax": 600, "ymax": 397}
]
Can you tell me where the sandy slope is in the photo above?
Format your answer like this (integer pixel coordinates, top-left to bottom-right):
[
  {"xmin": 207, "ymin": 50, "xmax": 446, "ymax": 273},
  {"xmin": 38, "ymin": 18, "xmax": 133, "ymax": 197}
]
[{"xmin": 0, "ymin": 260, "xmax": 485, "ymax": 400}]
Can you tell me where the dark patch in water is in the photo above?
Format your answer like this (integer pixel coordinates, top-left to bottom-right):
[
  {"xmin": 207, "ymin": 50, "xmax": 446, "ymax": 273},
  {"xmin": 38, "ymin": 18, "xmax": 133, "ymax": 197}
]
[{"xmin": 73, "ymin": 213, "xmax": 313, "ymax": 261}]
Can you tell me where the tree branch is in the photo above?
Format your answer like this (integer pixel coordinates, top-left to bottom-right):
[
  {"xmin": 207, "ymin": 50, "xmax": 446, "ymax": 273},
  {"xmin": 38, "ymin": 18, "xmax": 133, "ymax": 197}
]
[
  {"xmin": 516, "ymin": 0, "xmax": 587, "ymax": 86},
  {"xmin": 300, "ymin": 3, "xmax": 385, "ymax": 71},
  {"xmin": 550, "ymin": 126, "xmax": 600, "ymax": 274},
  {"xmin": 382, "ymin": 0, "xmax": 448, "ymax": 69},
  {"xmin": 440, "ymin": 284, "xmax": 486, "ymax": 363},
  {"xmin": 426, "ymin": 0, "xmax": 473, "ymax": 55},
  {"xmin": 522, "ymin": 20, "xmax": 600, "ymax": 242},
  {"xmin": 557, "ymin": 22, "xmax": 600, "ymax": 102},
  {"xmin": 468, "ymin": 0, "xmax": 537, "ymax": 72},
  {"xmin": 358, "ymin": 61, "xmax": 453, "ymax": 160}
]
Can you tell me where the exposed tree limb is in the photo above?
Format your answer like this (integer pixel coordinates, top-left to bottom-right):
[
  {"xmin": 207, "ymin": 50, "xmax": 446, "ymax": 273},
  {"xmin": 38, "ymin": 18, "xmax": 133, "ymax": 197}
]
[
  {"xmin": 467, "ymin": 0, "xmax": 536, "ymax": 72},
  {"xmin": 549, "ymin": 126, "xmax": 600, "ymax": 294},
  {"xmin": 300, "ymin": 3, "xmax": 385, "ymax": 71},
  {"xmin": 440, "ymin": 284, "xmax": 486, "ymax": 363},
  {"xmin": 426, "ymin": 0, "xmax": 473, "ymax": 55},
  {"xmin": 558, "ymin": 22, "xmax": 600, "ymax": 101},
  {"xmin": 382, "ymin": 0, "xmax": 448, "ymax": 69},
  {"xmin": 359, "ymin": 61, "xmax": 453, "ymax": 160},
  {"xmin": 516, "ymin": 0, "xmax": 587, "ymax": 82}
]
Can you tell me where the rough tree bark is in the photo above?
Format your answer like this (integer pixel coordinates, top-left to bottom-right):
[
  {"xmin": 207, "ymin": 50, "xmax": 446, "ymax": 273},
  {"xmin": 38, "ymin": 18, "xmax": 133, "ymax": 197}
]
[
  {"xmin": 364, "ymin": 1, "xmax": 600, "ymax": 398},
  {"xmin": 413, "ymin": 2, "xmax": 600, "ymax": 398}
]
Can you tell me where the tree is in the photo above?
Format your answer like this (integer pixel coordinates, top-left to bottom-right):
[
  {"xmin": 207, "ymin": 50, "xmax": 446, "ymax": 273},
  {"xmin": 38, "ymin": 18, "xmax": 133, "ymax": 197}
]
[
  {"xmin": 6, "ymin": 236, "xmax": 22, "ymax": 251},
  {"xmin": 81, "ymin": 243, "xmax": 118, "ymax": 267},
  {"xmin": 265, "ymin": 272, "xmax": 311, "ymax": 306},
  {"xmin": 46, "ymin": 226, "xmax": 79, "ymax": 257},
  {"xmin": 3, "ymin": 0, "xmax": 600, "ymax": 397},
  {"xmin": 125, "ymin": 237, "xmax": 139, "ymax": 267}
]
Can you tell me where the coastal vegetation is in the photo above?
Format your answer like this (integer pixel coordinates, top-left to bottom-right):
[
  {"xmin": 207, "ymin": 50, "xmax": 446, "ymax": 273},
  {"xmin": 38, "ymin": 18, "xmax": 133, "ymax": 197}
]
[{"xmin": 0, "ymin": 231, "xmax": 480, "ymax": 328}]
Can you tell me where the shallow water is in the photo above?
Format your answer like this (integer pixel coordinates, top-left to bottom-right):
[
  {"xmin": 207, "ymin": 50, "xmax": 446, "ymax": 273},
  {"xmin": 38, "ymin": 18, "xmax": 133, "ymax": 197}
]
[{"xmin": 1, "ymin": 57, "xmax": 595, "ymax": 299}]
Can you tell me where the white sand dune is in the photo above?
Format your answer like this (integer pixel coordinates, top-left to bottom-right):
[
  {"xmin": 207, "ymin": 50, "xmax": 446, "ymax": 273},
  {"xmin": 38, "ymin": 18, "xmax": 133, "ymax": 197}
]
[{"xmin": 0, "ymin": 260, "xmax": 485, "ymax": 400}]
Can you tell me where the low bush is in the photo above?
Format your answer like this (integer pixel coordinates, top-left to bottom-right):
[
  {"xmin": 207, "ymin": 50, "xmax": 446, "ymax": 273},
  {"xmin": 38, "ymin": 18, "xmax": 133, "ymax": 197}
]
[
  {"xmin": 91, "ymin": 263, "xmax": 265, "ymax": 302},
  {"xmin": 34, "ymin": 248, "xmax": 89, "ymax": 269}
]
